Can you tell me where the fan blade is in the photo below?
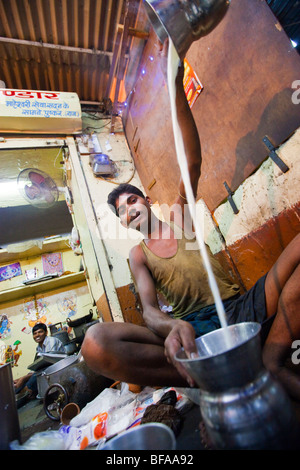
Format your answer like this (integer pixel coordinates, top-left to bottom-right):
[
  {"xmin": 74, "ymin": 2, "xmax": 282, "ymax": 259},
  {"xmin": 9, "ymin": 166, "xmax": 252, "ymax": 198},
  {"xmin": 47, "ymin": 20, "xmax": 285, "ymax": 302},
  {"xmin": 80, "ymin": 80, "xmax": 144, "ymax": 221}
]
[
  {"xmin": 29, "ymin": 171, "xmax": 45, "ymax": 185},
  {"xmin": 25, "ymin": 183, "xmax": 41, "ymax": 200}
]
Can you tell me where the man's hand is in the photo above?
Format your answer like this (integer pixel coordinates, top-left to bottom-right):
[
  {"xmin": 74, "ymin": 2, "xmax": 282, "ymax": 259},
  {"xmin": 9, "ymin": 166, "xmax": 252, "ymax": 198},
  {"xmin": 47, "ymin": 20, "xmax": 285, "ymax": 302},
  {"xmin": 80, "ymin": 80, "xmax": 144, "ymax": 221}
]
[
  {"xmin": 157, "ymin": 38, "xmax": 185, "ymax": 86},
  {"xmin": 164, "ymin": 319, "xmax": 199, "ymax": 387},
  {"xmin": 156, "ymin": 37, "xmax": 168, "ymax": 82}
]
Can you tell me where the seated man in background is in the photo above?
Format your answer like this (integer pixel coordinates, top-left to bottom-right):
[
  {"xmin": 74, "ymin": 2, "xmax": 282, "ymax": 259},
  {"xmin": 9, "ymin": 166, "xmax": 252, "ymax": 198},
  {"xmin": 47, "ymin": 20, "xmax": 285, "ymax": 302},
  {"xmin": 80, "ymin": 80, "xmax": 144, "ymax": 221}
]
[{"xmin": 14, "ymin": 322, "xmax": 66, "ymax": 398}]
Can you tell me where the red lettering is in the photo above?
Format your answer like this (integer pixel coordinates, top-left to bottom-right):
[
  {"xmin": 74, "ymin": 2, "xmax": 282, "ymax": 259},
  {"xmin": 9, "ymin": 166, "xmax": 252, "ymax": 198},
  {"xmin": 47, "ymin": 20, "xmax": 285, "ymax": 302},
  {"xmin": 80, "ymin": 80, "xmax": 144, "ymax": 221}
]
[
  {"xmin": 42, "ymin": 92, "xmax": 59, "ymax": 100},
  {"xmin": 3, "ymin": 90, "xmax": 16, "ymax": 96},
  {"xmin": 0, "ymin": 89, "xmax": 61, "ymax": 99}
]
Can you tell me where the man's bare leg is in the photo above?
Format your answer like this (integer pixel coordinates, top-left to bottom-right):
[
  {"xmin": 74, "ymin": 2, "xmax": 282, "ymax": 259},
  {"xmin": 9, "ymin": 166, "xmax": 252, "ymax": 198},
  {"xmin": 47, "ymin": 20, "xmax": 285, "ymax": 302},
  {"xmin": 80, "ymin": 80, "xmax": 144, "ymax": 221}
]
[
  {"xmin": 81, "ymin": 321, "xmax": 189, "ymax": 387},
  {"xmin": 263, "ymin": 234, "xmax": 300, "ymax": 400}
]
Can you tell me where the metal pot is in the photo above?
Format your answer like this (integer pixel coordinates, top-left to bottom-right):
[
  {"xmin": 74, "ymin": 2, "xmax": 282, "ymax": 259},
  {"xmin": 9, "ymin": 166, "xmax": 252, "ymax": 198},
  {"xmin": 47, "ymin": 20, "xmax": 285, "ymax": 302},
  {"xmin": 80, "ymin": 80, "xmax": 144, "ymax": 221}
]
[
  {"xmin": 52, "ymin": 330, "xmax": 70, "ymax": 345},
  {"xmin": 175, "ymin": 322, "xmax": 300, "ymax": 450},
  {"xmin": 37, "ymin": 355, "xmax": 79, "ymax": 398},
  {"xmin": 143, "ymin": 0, "xmax": 230, "ymax": 58},
  {"xmin": 37, "ymin": 355, "xmax": 113, "ymax": 420}
]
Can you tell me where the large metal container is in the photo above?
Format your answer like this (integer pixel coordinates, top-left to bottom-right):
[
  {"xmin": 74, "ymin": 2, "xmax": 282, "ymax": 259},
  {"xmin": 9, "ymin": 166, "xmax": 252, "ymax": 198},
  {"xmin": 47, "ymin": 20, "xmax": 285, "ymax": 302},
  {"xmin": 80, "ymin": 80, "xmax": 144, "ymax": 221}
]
[
  {"xmin": 143, "ymin": 0, "xmax": 230, "ymax": 58},
  {"xmin": 37, "ymin": 355, "xmax": 113, "ymax": 416},
  {"xmin": 36, "ymin": 355, "xmax": 79, "ymax": 398},
  {"xmin": 175, "ymin": 322, "xmax": 300, "ymax": 450},
  {"xmin": 52, "ymin": 330, "xmax": 70, "ymax": 345},
  {"xmin": 0, "ymin": 363, "xmax": 21, "ymax": 449}
]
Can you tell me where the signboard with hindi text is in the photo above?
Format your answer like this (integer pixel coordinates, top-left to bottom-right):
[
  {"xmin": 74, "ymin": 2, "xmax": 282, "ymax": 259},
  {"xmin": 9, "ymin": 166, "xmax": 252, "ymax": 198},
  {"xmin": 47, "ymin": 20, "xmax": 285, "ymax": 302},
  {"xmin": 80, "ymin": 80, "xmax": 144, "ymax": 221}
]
[{"xmin": 0, "ymin": 89, "xmax": 82, "ymax": 134}]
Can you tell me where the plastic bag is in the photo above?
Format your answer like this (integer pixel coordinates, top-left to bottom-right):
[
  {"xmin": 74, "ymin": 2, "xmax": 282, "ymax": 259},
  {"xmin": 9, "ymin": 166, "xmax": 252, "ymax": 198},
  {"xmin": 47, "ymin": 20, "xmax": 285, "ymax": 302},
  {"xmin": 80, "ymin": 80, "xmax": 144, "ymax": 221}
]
[
  {"xmin": 70, "ymin": 387, "xmax": 121, "ymax": 428},
  {"xmin": 61, "ymin": 386, "xmax": 138, "ymax": 450},
  {"xmin": 70, "ymin": 386, "xmax": 136, "ymax": 428},
  {"xmin": 10, "ymin": 431, "xmax": 66, "ymax": 450},
  {"xmin": 60, "ymin": 411, "xmax": 109, "ymax": 450},
  {"xmin": 106, "ymin": 397, "xmax": 137, "ymax": 437}
]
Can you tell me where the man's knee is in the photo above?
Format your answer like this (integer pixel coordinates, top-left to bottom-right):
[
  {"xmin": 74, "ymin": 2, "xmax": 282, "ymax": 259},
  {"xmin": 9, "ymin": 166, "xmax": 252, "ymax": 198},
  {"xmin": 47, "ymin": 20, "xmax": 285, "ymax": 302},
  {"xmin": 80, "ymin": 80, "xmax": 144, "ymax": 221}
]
[
  {"xmin": 81, "ymin": 322, "xmax": 112, "ymax": 372},
  {"xmin": 286, "ymin": 233, "xmax": 300, "ymax": 264},
  {"xmin": 83, "ymin": 321, "xmax": 105, "ymax": 345}
]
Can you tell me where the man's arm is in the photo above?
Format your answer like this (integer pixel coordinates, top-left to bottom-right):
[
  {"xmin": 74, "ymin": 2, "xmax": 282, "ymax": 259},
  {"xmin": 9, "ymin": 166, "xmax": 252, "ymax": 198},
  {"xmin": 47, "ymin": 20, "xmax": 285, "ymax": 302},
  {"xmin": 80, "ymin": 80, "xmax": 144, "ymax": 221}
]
[
  {"xmin": 129, "ymin": 245, "xmax": 175, "ymax": 337},
  {"xmin": 159, "ymin": 40, "xmax": 202, "ymax": 218},
  {"xmin": 129, "ymin": 245, "xmax": 197, "ymax": 385},
  {"xmin": 43, "ymin": 336, "xmax": 66, "ymax": 354},
  {"xmin": 173, "ymin": 63, "xmax": 202, "ymax": 211}
]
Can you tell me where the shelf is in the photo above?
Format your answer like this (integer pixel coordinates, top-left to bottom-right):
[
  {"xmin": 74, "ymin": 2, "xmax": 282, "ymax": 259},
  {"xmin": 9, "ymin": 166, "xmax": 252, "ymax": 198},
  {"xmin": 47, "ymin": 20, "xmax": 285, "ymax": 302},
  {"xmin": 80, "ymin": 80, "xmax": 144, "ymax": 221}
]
[
  {"xmin": 0, "ymin": 271, "xmax": 86, "ymax": 303},
  {"xmin": 0, "ymin": 236, "xmax": 71, "ymax": 264}
]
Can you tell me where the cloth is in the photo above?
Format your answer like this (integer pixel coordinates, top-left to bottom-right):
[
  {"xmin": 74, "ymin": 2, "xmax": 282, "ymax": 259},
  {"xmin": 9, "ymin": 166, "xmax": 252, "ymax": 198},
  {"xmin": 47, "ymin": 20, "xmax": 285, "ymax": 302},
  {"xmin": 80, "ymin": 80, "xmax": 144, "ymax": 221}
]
[
  {"xmin": 183, "ymin": 274, "xmax": 270, "ymax": 338},
  {"xmin": 140, "ymin": 390, "xmax": 182, "ymax": 436},
  {"xmin": 36, "ymin": 335, "xmax": 66, "ymax": 354},
  {"xmin": 140, "ymin": 222, "xmax": 240, "ymax": 318},
  {"xmin": 182, "ymin": 295, "xmax": 240, "ymax": 338}
]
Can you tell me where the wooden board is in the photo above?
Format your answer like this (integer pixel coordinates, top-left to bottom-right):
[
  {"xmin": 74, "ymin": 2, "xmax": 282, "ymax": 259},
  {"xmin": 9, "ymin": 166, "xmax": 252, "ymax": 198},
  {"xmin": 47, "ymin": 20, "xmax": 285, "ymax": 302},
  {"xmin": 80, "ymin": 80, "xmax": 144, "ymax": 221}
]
[{"xmin": 226, "ymin": 202, "xmax": 300, "ymax": 290}]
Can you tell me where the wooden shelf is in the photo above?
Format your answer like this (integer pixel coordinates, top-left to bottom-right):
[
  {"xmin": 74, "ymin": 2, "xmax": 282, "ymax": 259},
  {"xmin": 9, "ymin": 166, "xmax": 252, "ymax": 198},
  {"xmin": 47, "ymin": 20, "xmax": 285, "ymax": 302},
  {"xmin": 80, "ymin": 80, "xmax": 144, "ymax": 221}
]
[
  {"xmin": 0, "ymin": 271, "xmax": 86, "ymax": 303},
  {"xmin": 0, "ymin": 236, "xmax": 71, "ymax": 264}
]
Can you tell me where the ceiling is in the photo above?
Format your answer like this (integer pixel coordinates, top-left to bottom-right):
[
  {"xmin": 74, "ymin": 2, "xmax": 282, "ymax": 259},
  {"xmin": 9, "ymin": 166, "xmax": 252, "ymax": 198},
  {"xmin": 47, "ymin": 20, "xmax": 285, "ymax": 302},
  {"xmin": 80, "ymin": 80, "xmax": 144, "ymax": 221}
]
[
  {"xmin": 0, "ymin": 0, "xmax": 149, "ymax": 111},
  {"xmin": 0, "ymin": 0, "xmax": 299, "ymax": 112},
  {"xmin": 266, "ymin": 0, "xmax": 300, "ymax": 52}
]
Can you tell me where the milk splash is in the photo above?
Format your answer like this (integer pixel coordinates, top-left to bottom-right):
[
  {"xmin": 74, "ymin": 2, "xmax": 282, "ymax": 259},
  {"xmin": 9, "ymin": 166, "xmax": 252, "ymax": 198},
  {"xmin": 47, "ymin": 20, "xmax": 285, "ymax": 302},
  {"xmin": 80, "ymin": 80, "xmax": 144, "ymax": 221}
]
[{"xmin": 167, "ymin": 39, "xmax": 231, "ymax": 347}]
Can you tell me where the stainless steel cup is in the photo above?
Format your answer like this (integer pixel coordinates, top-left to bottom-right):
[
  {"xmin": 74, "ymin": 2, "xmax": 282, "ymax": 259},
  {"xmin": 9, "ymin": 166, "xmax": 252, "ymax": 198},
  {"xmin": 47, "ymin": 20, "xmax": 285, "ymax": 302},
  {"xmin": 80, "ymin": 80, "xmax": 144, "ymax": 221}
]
[
  {"xmin": 143, "ymin": 0, "xmax": 230, "ymax": 58},
  {"xmin": 98, "ymin": 422, "xmax": 176, "ymax": 450}
]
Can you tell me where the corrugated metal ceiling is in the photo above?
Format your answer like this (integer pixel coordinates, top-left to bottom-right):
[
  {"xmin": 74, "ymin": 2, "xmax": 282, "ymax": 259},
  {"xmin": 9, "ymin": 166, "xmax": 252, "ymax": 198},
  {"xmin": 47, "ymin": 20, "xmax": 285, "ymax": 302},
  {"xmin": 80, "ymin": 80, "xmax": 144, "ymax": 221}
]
[
  {"xmin": 0, "ymin": 0, "xmax": 299, "ymax": 109},
  {"xmin": 267, "ymin": 0, "xmax": 300, "ymax": 51},
  {"xmin": 0, "ymin": 0, "xmax": 149, "ymax": 108}
]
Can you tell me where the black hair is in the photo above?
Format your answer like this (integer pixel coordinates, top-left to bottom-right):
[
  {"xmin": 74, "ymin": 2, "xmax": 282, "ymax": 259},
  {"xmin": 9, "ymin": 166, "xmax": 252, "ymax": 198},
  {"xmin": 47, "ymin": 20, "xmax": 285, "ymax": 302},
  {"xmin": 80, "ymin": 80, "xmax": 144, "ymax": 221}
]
[
  {"xmin": 32, "ymin": 323, "xmax": 47, "ymax": 334},
  {"xmin": 107, "ymin": 183, "xmax": 145, "ymax": 216}
]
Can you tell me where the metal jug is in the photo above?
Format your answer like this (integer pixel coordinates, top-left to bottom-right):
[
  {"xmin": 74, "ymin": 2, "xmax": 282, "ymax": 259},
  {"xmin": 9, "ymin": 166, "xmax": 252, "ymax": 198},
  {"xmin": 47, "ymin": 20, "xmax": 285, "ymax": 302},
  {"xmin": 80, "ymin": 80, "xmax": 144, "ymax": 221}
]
[
  {"xmin": 143, "ymin": 0, "xmax": 230, "ymax": 58},
  {"xmin": 175, "ymin": 322, "xmax": 300, "ymax": 449}
]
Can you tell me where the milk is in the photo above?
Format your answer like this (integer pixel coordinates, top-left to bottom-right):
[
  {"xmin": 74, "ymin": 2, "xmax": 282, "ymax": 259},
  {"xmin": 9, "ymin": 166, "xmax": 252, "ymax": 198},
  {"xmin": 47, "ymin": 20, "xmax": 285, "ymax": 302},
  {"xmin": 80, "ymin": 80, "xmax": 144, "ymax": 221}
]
[{"xmin": 167, "ymin": 39, "xmax": 232, "ymax": 347}]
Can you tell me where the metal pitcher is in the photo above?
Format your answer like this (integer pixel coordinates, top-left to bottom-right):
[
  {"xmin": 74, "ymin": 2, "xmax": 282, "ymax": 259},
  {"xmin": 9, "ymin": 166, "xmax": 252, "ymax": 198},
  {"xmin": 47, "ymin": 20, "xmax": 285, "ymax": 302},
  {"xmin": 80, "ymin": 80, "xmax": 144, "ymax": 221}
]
[
  {"xmin": 175, "ymin": 322, "xmax": 300, "ymax": 449},
  {"xmin": 143, "ymin": 0, "xmax": 230, "ymax": 58}
]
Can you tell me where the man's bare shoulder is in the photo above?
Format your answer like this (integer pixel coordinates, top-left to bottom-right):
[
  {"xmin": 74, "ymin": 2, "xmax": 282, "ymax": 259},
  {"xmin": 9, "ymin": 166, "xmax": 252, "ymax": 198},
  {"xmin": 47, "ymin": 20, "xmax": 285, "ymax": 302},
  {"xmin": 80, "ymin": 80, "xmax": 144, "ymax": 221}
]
[{"xmin": 129, "ymin": 243, "xmax": 147, "ymax": 267}]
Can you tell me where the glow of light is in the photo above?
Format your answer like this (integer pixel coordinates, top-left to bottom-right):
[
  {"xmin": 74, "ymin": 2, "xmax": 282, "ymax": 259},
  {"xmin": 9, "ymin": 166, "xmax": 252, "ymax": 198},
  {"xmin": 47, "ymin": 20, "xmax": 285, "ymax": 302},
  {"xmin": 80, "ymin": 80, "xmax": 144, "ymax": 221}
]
[
  {"xmin": 141, "ymin": 69, "xmax": 146, "ymax": 75},
  {"xmin": 291, "ymin": 39, "xmax": 298, "ymax": 48},
  {"xmin": 0, "ymin": 181, "xmax": 20, "ymax": 198},
  {"xmin": 0, "ymin": 180, "xmax": 25, "ymax": 206},
  {"xmin": 149, "ymin": 56, "xmax": 154, "ymax": 61}
]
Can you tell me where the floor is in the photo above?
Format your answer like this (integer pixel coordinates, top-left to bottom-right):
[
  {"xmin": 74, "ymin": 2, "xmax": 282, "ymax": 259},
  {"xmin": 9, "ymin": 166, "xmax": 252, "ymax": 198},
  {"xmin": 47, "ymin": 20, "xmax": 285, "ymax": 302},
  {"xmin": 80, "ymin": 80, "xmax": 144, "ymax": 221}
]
[
  {"xmin": 16, "ymin": 391, "xmax": 206, "ymax": 450},
  {"xmin": 16, "ymin": 388, "xmax": 300, "ymax": 451},
  {"xmin": 17, "ymin": 398, "xmax": 58, "ymax": 440}
]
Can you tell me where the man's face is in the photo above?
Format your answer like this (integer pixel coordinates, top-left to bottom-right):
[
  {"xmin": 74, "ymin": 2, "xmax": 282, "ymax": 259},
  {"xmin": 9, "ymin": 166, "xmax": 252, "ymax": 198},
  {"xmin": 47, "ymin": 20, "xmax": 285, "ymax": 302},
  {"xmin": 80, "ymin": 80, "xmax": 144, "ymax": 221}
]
[
  {"xmin": 116, "ymin": 192, "xmax": 151, "ymax": 232},
  {"xmin": 32, "ymin": 328, "xmax": 47, "ymax": 345}
]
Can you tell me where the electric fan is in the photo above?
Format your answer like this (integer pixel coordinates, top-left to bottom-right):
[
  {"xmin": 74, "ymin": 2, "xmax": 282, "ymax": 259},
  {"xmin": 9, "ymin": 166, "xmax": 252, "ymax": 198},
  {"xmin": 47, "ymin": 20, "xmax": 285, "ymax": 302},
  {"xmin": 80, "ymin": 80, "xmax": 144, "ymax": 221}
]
[{"xmin": 17, "ymin": 168, "xmax": 60, "ymax": 208}]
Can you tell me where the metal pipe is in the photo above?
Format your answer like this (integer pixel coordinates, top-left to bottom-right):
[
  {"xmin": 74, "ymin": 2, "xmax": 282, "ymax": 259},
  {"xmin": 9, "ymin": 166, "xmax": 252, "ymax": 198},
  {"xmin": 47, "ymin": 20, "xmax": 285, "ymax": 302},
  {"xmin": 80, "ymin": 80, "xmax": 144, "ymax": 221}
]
[{"xmin": 0, "ymin": 36, "xmax": 129, "ymax": 59}]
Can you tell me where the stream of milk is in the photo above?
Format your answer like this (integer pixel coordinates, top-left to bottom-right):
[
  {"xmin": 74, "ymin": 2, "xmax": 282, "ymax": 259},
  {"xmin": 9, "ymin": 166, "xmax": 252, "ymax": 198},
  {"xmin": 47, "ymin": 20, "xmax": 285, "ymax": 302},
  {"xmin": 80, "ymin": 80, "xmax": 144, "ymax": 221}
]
[{"xmin": 167, "ymin": 39, "xmax": 232, "ymax": 347}]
